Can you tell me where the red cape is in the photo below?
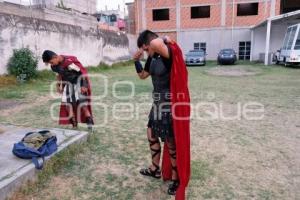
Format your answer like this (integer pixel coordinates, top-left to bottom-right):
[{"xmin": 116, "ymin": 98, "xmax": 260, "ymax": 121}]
[
  {"xmin": 162, "ymin": 43, "xmax": 191, "ymax": 200},
  {"xmin": 55, "ymin": 56, "xmax": 93, "ymax": 125}
]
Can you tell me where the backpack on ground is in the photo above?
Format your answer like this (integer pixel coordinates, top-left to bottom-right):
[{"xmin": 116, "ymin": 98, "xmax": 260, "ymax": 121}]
[{"xmin": 12, "ymin": 130, "xmax": 57, "ymax": 170}]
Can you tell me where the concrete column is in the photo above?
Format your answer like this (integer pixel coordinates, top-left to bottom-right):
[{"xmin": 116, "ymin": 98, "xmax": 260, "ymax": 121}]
[
  {"xmin": 270, "ymin": 0, "xmax": 276, "ymax": 17},
  {"xmin": 220, "ymin": 0, "xmax": 226, "ymax": 49},
  {"xmin": 250, "ymin": 29, "xmax": 254, "ymax": 61},
  {"xmin": 141, "ymin": 0, "xmax": 146, "ymax": 30},
  {"xmin": 176, "ymin": 0, "xmax": 181, "ymax": 43},
  {"xmin": 231, "ymin": 0, "xmax": 235, "ymax": 48},
  {"xmin": 136, "ymin": 0, "xmax": 140, "ymax": 34},
  {"xmin": 221, "ymin": 0, "xmax": 226, "ymax": 26},
  {"xmin": 264, "ymin": 19, "xmax": 271, "ymax": 65}
]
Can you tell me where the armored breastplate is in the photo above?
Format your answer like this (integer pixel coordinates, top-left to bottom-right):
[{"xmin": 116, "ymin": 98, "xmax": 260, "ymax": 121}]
[
  {"xmin": 52, "ymin": 65, "xmax": 81, "ymax": 84},
  {"xmin": 149, "ymin": 56, "xmax": 171, "ymax": 102}
]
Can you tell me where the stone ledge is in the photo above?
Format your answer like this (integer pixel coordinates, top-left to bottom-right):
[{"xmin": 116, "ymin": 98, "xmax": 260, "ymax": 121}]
[{"xmin": 0, "ymin": 125, "xmax": 89, "ymax": 200}]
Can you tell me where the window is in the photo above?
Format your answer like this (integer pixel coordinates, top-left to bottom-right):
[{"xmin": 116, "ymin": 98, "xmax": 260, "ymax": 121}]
[
  {"xmin": 237, "ymin": 3, "xmax": 259, "ymax": 16},
  {"xmin": 294, "ymin": 29, "xmax": 300, "ymax": 50},
  {"xmin": 194, "ymin": 43, "xmax": 200, "ymax": 50},
  {"xmin": 282, "ymin": 27, "xmax": 292, "ymax": 50},
  {"xmin": 191, "ymin": 6, "xmax": 210, "ymax": 19},
  {"xmin": 110, "ymin": 14, "xmax": 117, "ymax": 22},
  {"xmin": 153, "ymin": 9, "xmax": 169, "ymax": 21},
  {"xmin": 194, "ymin": 42, "xmax": 206, "ymax": 52},
  {"xmin": 239, "ymin": 41, "xmax": 251, "ymax": 60},
  {"xmin": 287, "ymin": 26, "xmax": 297, "ymax": 50},
  {"xmin": 281, "ymin": 0, "xmax": 300, "ymax": 14}
]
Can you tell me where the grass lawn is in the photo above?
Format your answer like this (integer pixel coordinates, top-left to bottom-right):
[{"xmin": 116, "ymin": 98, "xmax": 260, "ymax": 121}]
[{"xmin": 1, "ymin": 61, "xmax": 300, "ymax": 200}]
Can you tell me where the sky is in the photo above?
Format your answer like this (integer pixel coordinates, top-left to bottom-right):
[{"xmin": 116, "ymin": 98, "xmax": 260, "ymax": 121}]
[{"xmin": 97, "ymin": 0, "xmax": 134, "ymax": 12}]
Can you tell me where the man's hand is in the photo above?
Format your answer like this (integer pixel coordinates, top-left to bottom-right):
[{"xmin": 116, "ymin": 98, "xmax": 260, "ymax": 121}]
[
  {"xmin": 133, "ymin": 49, "xmax": 143, "ymax": 61},
  {"xmin": 81, "ymin": 87, "xmax": 88, "ymax": 94}
]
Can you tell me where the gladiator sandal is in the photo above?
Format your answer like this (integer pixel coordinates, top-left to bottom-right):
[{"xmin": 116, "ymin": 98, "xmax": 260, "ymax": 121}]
[
  {"xmin": 167, "ymin": 148, "xmax": 180, "ymax": 195},
  {"xmin": 140, "ymin": 139, "xmax": 161, "ymax": 179},
  {"xmin": 70, "ymin": 117, "xmax": 78, "ymax": 128},
  {"xmin": 86, "ymin": 117, "xmax": 94, "ymax": 131},
  {"xmin": 168, "ymin": 178, "xmax": 180, "ymax": 195}
]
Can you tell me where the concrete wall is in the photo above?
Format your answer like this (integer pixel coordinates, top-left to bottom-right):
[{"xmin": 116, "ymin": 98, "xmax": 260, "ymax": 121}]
[
  {"xmin": 0, "ymin": 3, "xmax": 135, "ymax": 74},
  {"xmin": 179, "ymin": 27, "xmax": 251, "ymax": 59},
  {"xmin": 127, "ymin": 34, "xmax": 138, "ymax": 56},
  {"xmin": 0, "ymin": 2, "xmax": 98, "ymax": 31},
  {"xmin": 32, "ymin": 0, "xmax": 97, "ymax": 14},
  {"xmin": 252, "ymin": 23, "xmax": 291, "ymax": 61}
]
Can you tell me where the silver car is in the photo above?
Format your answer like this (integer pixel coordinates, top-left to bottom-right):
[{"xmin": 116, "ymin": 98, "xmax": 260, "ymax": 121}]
[{"xmin": 185, "ymin": 50, "xmax": 206, "ymax": 66}]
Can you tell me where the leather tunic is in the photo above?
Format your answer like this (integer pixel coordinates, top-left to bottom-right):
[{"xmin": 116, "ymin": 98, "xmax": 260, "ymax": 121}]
[{"xmin": 147, "ymin": 52, "xmax": 173, "ymax": 141}]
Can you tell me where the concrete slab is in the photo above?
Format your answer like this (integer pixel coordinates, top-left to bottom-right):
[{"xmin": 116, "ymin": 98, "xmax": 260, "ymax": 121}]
[{"xmin": 0, "ymin": 124, "xmax": 89, "ymax": 200}]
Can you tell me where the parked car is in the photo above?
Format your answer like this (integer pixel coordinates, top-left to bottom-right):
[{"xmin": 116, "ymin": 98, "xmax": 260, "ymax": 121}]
[
  {"xmin": 217, "ymin": 49, "xmax": 237, "ymax": 65},
  {"xmin": 185, "ymin": 50, "xmax": 206, "ymax": 66}
]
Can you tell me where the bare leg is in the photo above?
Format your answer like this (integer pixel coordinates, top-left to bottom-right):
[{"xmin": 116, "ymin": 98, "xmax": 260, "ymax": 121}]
[
  {"xmin": 80, "ymin": 104, "xmax": 93, "ymax": 130},
  {"xmin": 82, "ymin": 105, "xmax": 91, "ymax": 118},
  {"xmin": 64, "ymin": 103, "xmax": 77, "ymax": 128},
  {"xmin": 166, "ymin": 137, "xmax": 178, "ymax": 180},
  {"xmin": 140, "ymin": 128, "xmax": 162, "ymax": 179}
]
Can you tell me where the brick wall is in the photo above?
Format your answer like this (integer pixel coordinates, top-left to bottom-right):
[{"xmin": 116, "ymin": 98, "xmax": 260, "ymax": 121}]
[
  {"xmin": 134, "ymin": 0, "xmax": 142, "ymax": 34},
  {"xmin": 135, "ymin": 0, "xmax": 282, "ymax": 33},
  {"xmin": 275, "ymin": 0, "xmax": 281, "ymax": 15},
  {"xmin": 181, "ymin": 0, "xmax": 220, "ymax": 29},
  {"xmin": 145, "ymin": 0, "xmax": 175, "ymax": 8},
  {"xmin": 146, "ymin": 7, "xmax": 177, "ymax": 30},
  {"xmin": 226, "ymin": 0, "xmax": 271, "ymax": 27},
  {"xmin": 126, "ymin": 3, "xmax": 136, "ymax": 34}
]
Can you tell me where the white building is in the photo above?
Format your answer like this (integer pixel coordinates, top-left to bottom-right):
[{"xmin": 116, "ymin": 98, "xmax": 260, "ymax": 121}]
[
  {"xmin": 251, "ymin": 10, "xmax": 300, "ymax": 65},
  {"xmin": 32, "ymin": 0, "xmax": 97, "ymax": 14}
]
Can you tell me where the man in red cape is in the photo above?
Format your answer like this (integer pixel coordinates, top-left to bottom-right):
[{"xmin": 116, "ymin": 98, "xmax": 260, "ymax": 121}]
[
  {"xmin": 42, "ymin": 50, "xmax": 93, "ymax": 130},
  {"xmin": 134, "ymin": 30, "xmax": 190, "ymax": 199},
  {"xmin": 162, "ymin": 42, "xmax": 191, "ymax": 200}
]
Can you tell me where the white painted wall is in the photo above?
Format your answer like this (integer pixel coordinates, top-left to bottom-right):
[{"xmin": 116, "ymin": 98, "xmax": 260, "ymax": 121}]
[
  {"xmin": 252, "ymin": 23, "xmax": 290, "ymax": 61},
  {"xmin": 178, "ymin": 28, "xmax": 251, "ymax": 60},
  {"xmin": 0, "ymin": 2, "xmax": 99, "ymax": 31},
  {"xmin": 0, "ymin": 5, "xmax": 134, "ymax": 74},
  {"xmin": 0, "ymin": 24, "xmax": 130, "ymax": 74}
]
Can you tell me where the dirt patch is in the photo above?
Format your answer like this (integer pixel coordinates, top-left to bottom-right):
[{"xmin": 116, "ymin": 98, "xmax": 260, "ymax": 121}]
[
  {"xmin": 206, "ymin": 66, "xmax": 262, "ymax": 77},
  {"xmin": 0, "ymin": 75, "xmax": 17, "ymax": 87},
  {"xmin": 0, "ymin": 100, "xmax": 23, "ymax": 110},
  {"xmin": 10, "ymin": 176, "xmax": 80, "ymax": 200},
  {"xmin": 0, "ymin": 95, "xmax": 52, "ymax": 117}
]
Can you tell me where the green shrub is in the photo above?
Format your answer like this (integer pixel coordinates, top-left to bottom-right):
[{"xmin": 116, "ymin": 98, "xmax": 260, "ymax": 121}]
[{"xmin": 7, "ymin": 48, "xmax": 38, "ymax": 81}]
